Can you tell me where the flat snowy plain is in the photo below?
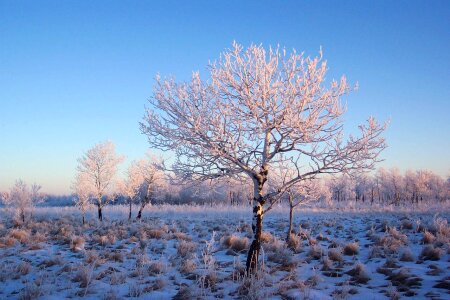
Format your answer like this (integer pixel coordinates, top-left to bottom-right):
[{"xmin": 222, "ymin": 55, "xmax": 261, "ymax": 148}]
[{"xmin": 0, "ymin": 204, "xmax": 449, "ymax": 299}]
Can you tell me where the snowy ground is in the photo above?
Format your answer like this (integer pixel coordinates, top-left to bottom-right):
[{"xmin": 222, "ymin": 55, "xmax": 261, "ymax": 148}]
[{"xmin": 0, "ymin": 205, "xmax": 449, "ymax": 299}]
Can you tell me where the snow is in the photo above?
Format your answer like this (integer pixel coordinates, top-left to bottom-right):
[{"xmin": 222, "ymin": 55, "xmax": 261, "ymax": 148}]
[{"xmin": 0, "ymin": 205, "xmax": 449, "ymax": 299}]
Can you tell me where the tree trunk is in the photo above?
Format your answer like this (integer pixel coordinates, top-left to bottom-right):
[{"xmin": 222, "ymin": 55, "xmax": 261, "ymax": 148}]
[
  {"xmin": 246, "ymin": 172, "xmax": 267, "ymax": 275},
  {"xmin": 97, "ymin": 204, "xmax": 103, "ymax": 221},
  {"xmin": 82, "ymin": 214, "xmax": 85, "ymax": 225},
  {"xmin": 128, "ymin": 198, "xmax": 132, "ymax": 220},
  {"xmin": 287, "ymin": 200, "xmax": 294, "ymax": 242},
  {"xmin": 136, "ymin": 203, "xmax": 145, "ymax": 220},
  {"xmin": 21, "ymin": 210, "xmax": 25, "ymax": 223}
]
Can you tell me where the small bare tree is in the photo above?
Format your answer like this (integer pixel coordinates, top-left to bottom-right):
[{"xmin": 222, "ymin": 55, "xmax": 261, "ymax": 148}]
[
  {"xmin": 72, "ymin": 172, "xmax": 92, "ymax": 225},
  {"xmin": 76, "ymin": 141, "xmax": 124, "ymax": 221},
  {"xmin": 135, "ymin": 155, "xmax": 165, "ymax": 219},
  {"xmin": 118, "ymin": 160, "xmax": 145, "ymax": 220},
  {"xmin": 141, "ymin": 42, "xmax": 386, "ymax": 273},
  {"xmin": 6, "ymin": 180, "xmax": 44, "ymax": 223}
]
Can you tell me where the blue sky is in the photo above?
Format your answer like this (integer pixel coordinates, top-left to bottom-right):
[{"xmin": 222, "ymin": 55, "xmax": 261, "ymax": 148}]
[{"xmin": 1, "ymin": 0, "xmax": 449, "ymax": 194}]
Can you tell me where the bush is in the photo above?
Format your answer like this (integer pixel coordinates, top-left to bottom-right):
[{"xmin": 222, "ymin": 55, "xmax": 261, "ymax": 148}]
[
  {"xmin": 343, "ymin": 242, "xmax": 359, "ymax": 255},
  {"xmin": 328, "ymin": 248, "xmax": 343, "ymax": 262},
  {"xmin": 422, "ymin": 231, "xmax": 435, "ymax": 244},
  {"xmin": 177, "ymin": 241, "xmax": 197, "ymax": 257},
  {"xmin": 420, "ymin": 245, "xmax": 442, "ymax": 261},
  {"xmin": 70, "ymin": 236, "xmax": 85, "ymax": 252},
  {"xmin": 399, "ymin": 248, "xmax": 415, "ymax": 262},
  {"xmin": 221, "ymin": 235, "xmax": 249, "ymax": 252}
]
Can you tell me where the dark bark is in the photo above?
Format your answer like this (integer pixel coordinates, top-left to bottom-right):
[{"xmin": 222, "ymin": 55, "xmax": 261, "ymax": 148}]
[
  {"xmin": 97, "ymin": 204, "xmax": 103, "ymax": 221},
  {"xmin": 246, "ymin": 170, "xmax": 267, "ymax": 274},
  {"xmin": 136, "ymin": 203, "xmax": 146, "ymax": 220},
  {"xmin": 287, "ymin": 201, "xmax": 294, "ymax": 241},
  {"xmin": 128, "ymin": 199, "xmax": 132, "ymax": 220},
  {"xmin": 82, "ymin": 214, "xmax": 85, "ymax": 225},
  {"xmin": 246, "ymin": 203, "xmax": 263, "ymax": 273}
]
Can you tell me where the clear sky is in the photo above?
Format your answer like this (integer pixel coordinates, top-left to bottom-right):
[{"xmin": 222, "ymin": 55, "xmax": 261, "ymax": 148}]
[{"xmin": 1, "ymin": 0, "xmax": 449, "ymax": 194}]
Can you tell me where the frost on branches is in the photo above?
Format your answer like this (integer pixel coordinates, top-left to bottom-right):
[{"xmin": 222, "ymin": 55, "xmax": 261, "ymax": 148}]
[
  {"xmin": 2, "ymin": 180, "xmax": 44, "ymax": 223},
  {"xmin": 141, "ymin": 42, "xmax": 387, "ymax": 273},
  {"xmin": 75, "ymin": 141, "xmax": 124, "ymax": 221}
]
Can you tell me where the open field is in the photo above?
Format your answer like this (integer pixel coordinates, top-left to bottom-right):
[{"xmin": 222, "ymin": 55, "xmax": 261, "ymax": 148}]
[{"xmin": 0, "ymin": 205, "xmax": 449, "ymax": 299}]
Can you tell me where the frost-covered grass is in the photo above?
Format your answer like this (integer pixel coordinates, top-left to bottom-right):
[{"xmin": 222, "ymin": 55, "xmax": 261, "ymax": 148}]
[{"xmin": 0, "ymin": 205, "xmax": 449, "ymax": 299}]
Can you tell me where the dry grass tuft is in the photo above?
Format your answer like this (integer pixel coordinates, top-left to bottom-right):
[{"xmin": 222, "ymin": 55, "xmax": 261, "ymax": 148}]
[
  {"xmin": 19, "ymin": 282, "xmax": 41, "ymax": 300},
  {"xmin": 287, "ymin": 234, "xmax": 302, "ymax": 253},
  {"xmin": 70, "ymin": 236, "xmax": 85, "ymax": 252},
  {"xmin": 147, "ymin": 228, "xmax": 166, "ymax": 239},
  {"xmin": 328, "ymin": 247, "xmax": 343, "ymax": 262},
  {"xmin": 72, "ymin": 264, "xmax": 94, "ymax": 288},
  {"xmin": 221, "ymin": 234, "xmax": 249, "ymax": 252},
  {"xmin": 148, "ymin": 260, "xmax": 166, "ymax": 275},
  {"xmin": 16, "ymin": 261, "xmax": 31, "ymax": 276},
  {"xmin": 346, "ymin": 263, "xmax": 370, "ymax": 284},
  {"xmin": 180, "ymin": 258, "xmax": 197, "ymax": 274},
  {"xmin": 399, "ymin": 248, "xmax": 415, "ymax": 262},
  {"xmin": 308, "ymin": 245, "xmax": 323, "ymax": 260},
  {"xmin": 173, "ymin": 231, "xmax": 192, "ymax": 241},
  {"xmin": 9, "ymin": 229, "xmax": 30, "ymax": 244},
  {"xmin": 343, "ymin": 242, "xmax": 359, "ymax": 255},
  {"xmin": 420, "ymin": 245, "xmax": 442, "ymax": 261},
  {"xmin": 177, "ymin": 241, "xmax": 197, "ymax": 257},
  {"xmin": 422, "ymin": 231, "xmax": 435, "ymax": 244}
]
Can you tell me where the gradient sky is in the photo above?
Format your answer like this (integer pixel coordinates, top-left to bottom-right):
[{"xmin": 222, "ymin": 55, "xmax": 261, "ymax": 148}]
[{"xmin": 1, "ymin": 0, "xmax": 449, "ymax": 194}]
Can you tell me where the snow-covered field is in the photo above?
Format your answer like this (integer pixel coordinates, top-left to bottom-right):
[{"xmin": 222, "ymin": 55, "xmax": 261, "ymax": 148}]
[{"xmin": 0, "ymin": 205, "xmax": 449, "ymax": 299}]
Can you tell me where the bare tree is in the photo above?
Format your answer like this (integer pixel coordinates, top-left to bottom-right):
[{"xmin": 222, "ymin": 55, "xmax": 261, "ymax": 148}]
[
  {"xmin": 76, "ymin": 141, "xmax": 124, "ymax": 221},
  {"xmin": 5, "ymin": 180, "xmax": 43, "ymax": 223},
  {"xmin": 72, "ymin": 172, "xmax": 92, "ymax": 225},
  {"xmin": 141, "ymin": 42, "xmax": 386, "ymax": 273},
  {"xmin": 118, "ymin": 160, "xmax": 145, "ymax": 220},
  {"xmin": 135, "ymin": 155, "xmax": 165, "ymax": 219}
]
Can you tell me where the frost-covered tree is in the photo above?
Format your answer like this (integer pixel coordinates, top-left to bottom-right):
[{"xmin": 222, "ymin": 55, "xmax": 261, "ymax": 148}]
[
  {"xmin": 134, "ymin": 155, "xmax": 165, "ymax": 219},
  {"xmin": 76, "ymin": 141, "xmax": 124, "ymax": 221},
  {"xmin": 72, "ymin": 172, "xmax": 92, "ymax": 225},
  {"xmin": 5, "ymin": 180, "xmax": 44, "ymax": 223},
  {"xmin": 141, "ymin": 42, "xmax": 386, "ymax": 272},
  {"xmin": 118, "ymin": 160, "xmax": 146, "ymax": 220}
]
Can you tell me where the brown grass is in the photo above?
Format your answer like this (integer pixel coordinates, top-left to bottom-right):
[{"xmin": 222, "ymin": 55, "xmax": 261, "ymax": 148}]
[
  {"xmin": 70, "ymin": 236, "xmax": 85, "ymax": 252},
  {"xmin": 221, "ymin": 235, "xmax": 249, "ymax": 252},
  {"xmin": 177, "ymin": 241, "xmax": 197, "ymax": 257},
  {"xmin": 420, "ymin": 245, "xmax": 442, "ymax": 261},
  {"xmin": 9, "ymin": 229, "xmax": 30, "ymax": 244},
  {"xmin": 422, "ymin": 231, "xmax": 435, "ymax": 244},
  {"xmin": 343, "ymin": 242, "xmax": 359, "ymax": 255},
  {"xmin": 328, "ymin": 248, "xmax": 343, "ymax": 262},
  {"xmin": 399, "ymin": 248, "xmax": 415, "ymax": 262},
  {"xmin": 180, "ymin": 258, "xmax": 197, "ymax": 274}
]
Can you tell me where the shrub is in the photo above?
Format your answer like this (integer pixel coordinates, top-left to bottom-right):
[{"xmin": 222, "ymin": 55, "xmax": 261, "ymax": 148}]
[
  {"xmin": 148, "ymin": 260, "xmax": 166, "ymax": 275},
  {"xmin": 399, "ymin": 249, "xmax": 415, "ymax": 262},
  {"xmin": 221, "ymin": 235, "xmax": 249, "ymax": 252},
  {"xmin": 422, "ymin": 231, "xmax": 435, "ymax": 244},
  {"xmin": 19, "ymin": 283, "xmax": 41, "ymax": 300},
  {"xmin": 308, "ymin": 245, "xmax": 323, "ymax": 260},
  {"xmin": 16, "ymin": 261, "xmax": 31, "ymax": 276},
  {"xmin": 147, "ymin": 228, "xmax": 166, "ymax": 239},
  {"xmin": 70, "ymin": 236, "xmax": 85, "ymax": 252},
  {"xmin": 287, "ymin": 234, "xmax": 302, "ymax": 253},
  {"xmin": 328, "ymin": 248, "xmax": 343, "ymax": 262},
  {"xmin": 9, "ymin": 229, "xmax": 30, "ymax": 244},
  {"xmin": 420, "ymin": 245, "xmax": 442, "ymax": 261},
  {"xmin": 72, "ymin": 264, "xmax": 94, "ymax": 288},
  {"xmin": 177, "ymin": 241, "xmax": 197, "ymax": 257},
  {"xmin": 180, "ymin": 258, "xmax": 197, "ymax": 274},
  {"xmin": 343, "ymin": 242, "xmax": 359, "ymax": 255},
  {"xmin": 346, "ymin": 263, "xmax": 370, "ymax": 284}
]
